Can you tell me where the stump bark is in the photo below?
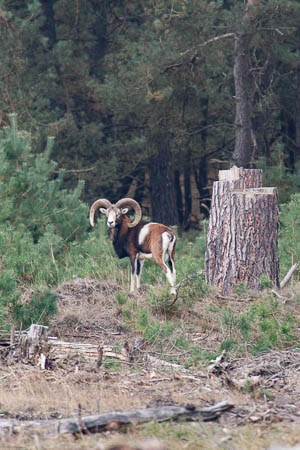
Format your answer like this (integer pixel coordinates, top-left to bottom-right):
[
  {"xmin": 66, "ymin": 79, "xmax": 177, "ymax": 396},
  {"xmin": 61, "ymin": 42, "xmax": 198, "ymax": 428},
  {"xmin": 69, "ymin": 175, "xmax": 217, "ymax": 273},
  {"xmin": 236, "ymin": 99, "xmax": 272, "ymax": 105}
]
[
  {"xmin": 205, "ymin": 166, "xmax": 279, "ymax": 294},
  {"xmin": 20, "ymin": 324, "xmax": 49, "ymax": 359}
]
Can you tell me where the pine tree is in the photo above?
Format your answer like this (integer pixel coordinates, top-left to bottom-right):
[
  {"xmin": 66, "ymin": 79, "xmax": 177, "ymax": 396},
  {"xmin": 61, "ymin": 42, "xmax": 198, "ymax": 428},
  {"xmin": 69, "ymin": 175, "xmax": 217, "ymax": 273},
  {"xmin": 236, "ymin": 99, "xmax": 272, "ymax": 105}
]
[
  {"xmin": 0, "ymin": 114, "xmax": 88, "ymax": 244},
  {"xmin": 0, "ymin": 113, "xmax": 89, "ymax": 328}
]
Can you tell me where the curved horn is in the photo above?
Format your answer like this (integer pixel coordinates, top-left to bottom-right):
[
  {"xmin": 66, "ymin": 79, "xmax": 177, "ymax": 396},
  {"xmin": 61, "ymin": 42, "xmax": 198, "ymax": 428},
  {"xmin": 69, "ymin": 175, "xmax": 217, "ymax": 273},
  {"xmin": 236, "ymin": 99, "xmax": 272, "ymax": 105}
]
[
  {"xmin": 115, "ymin": 198, "xmax": 142, "ymax": 228},
  {"xmin": 89, "ymin": 198, "xmax": 112, "ymax": 227}
]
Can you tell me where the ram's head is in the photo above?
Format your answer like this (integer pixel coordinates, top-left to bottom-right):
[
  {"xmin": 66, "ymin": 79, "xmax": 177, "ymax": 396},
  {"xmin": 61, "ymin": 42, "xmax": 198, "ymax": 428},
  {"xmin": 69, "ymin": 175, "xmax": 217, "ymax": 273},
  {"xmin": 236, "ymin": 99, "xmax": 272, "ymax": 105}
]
[{"xmin": 89, "ymin": 198, "xmax": 142, "ymax": 228}]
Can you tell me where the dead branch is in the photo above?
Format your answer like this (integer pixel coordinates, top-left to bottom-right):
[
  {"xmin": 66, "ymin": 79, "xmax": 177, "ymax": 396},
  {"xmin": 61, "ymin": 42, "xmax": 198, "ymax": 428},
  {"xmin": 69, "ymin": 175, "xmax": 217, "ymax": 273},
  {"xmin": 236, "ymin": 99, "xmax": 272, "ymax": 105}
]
[
  {"xmin": 180, "ymin": 33, "xmax": 235, "ymax": 57},
  {"xmin": 163, "ymin": 33, "xmax": 235, "ymax": 72},
  {"xmin": 52, "ymin": 167, "xmax": 95, "ymax": 174},
  {"xmin": 208, "ymin": 350, "xmax": 227, "ymax": 375},
  {"xmin": 279, "ymin": 263, "xmax": 299, "ymax": 289}
]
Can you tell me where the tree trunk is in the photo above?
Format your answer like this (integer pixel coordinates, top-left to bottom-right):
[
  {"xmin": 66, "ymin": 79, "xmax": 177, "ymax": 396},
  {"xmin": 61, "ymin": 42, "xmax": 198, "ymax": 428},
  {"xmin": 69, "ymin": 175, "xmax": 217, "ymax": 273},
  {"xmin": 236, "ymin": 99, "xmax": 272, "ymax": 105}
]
[
  {"xmin": 40, "ymin": 0, "xmax": 57, "ymax": 47},
  {"xmin": 20, "ymin": 324, "xmax": 49, "ymax": 359},
  {"xmin": 296, "ymin": 68, "xmax": 300, "ymax": 165},
  {"xmin": 205, "ymin": 166, "xmax": 279, "ymax": 294},
  {"xmin": 232, "ymin": 0, "xmax": 259, "ymax": 167},
  {"xmin": 194, "ymin": 156, "xmax": 210, "ymax": 218},
  {"xmin": 183, "ymin": 165, "xmax": 192, "ymax": 229},
  {"xmin": 149, "ymin": 138, "xmax": 178, "ymax": 226},
  {"xmin": 174, "ymin": 170, "xmax": 184, "ymax": 233}
]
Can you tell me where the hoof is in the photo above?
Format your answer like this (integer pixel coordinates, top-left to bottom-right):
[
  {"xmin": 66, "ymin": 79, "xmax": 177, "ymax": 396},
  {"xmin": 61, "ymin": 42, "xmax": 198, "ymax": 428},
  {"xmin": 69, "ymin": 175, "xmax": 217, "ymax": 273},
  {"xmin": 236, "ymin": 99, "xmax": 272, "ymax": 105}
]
[{"xmin": 170, "ymin": 287, "xmax": 177, "ymax": 296}]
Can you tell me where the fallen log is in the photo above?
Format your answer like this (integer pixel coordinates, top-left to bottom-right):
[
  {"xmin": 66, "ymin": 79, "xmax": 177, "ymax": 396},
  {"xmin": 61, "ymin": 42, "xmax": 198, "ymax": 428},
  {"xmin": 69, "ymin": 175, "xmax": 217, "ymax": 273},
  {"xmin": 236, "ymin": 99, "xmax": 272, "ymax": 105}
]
[
  {"xmin": 0, "ymin": 325, "xmax": 130, "ymax": 365},
  {"xmin": 0, "ymin": 401, "xmax": 234, "ymax": 437},
  {"xmin": 48, "ymin": 338, "xmax": 129, "ymax": 363},
  {"xmin": 59, "ymin": 401, "xmax": 234, "ymax": 435}
]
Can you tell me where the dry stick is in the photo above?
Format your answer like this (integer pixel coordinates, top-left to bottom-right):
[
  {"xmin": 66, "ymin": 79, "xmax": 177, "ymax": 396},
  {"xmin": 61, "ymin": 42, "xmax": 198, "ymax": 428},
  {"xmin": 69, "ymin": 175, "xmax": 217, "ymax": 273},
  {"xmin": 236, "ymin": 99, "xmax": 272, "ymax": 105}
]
[
  {"xmin": 279, "ymin": 263, "xmax": 299, "ymax": 289},
  {"xmin": 52, "ymin": 167, "xmax": 95, "ymax": 174}
]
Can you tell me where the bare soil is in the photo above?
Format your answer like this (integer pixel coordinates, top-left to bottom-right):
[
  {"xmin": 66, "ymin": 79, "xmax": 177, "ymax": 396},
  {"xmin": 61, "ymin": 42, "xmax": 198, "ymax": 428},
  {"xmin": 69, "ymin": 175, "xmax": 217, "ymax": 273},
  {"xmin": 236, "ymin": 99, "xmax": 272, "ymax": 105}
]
[{"xmin": 0, "ymin": 278, "xmax": 299, "ymax": 450}]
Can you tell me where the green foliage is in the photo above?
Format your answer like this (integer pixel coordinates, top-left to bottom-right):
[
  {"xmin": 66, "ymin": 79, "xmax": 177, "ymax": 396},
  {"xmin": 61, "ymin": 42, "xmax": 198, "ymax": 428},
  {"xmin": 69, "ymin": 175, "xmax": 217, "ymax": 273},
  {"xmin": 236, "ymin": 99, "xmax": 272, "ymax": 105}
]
[
  {"xmin": 63, "ymin": 221, "xmax": 125, "ymax": 284},
  {"xmin": 115, "ymin": 292, "xmax": 128, "ymax": 306},
  {"xmin": 260, "ymin": 275, "xmax": 272, "ymax": 289},
  {"xmin": 233, "ymin": 282, "xmax": 248, "ymax": 296},
  {"xmin": 214, "ymin": 297, "xmax": 297, "ymax": 355},
  {"xmin": 12, "ymin": 289, "xmax": 57, "ymax": 329},
  {"xmin": 240, "ymin": 378, "xmax": 256, "ymax": 393},
  {"xmin": 249, "ymin": 300, "xmax": 296, "ymax": 354},
  {"xmin": 0, "ymin": 114, "xmax": 88, "ymax": 244},
  {"xmin": 258, "ymin": 146, "xmax": 300, "ymax": 204},
  {"xmin": 0, "ymin": 270, "xmax": 19, "ymax": 327},
  {"xmin": 278, "ymin": 193, "xmax": 300, "ymax": 279}
]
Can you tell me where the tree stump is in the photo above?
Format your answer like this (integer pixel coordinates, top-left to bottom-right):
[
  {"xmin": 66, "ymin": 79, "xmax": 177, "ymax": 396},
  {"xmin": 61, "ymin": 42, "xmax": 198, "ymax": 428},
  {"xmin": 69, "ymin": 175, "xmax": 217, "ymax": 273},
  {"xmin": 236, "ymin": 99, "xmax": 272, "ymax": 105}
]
[
  {"xmin": 20, "ymin": 324, "xmax": 49, "ymax": 360},
  {"xmin": 205, "ymin": 166, "xmax": 279, "ymax": 294}
]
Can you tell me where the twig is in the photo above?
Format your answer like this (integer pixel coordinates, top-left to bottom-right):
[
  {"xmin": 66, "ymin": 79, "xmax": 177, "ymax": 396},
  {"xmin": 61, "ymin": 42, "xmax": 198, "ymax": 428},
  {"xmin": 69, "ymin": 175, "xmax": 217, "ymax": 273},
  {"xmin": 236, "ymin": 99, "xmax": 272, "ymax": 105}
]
[
  {"xmin": 169, "ymin": 270, "xmax": 205, "ymax": 307},
  {"xmin": 175, "ymin": 270, "xmax": 205, "ymax": 290}
]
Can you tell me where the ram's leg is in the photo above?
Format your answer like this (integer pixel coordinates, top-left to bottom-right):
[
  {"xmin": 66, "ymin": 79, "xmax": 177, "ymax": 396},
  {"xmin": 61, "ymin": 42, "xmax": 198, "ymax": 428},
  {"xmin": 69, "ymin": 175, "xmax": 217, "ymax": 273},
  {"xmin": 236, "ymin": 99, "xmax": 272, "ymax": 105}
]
[
  {"xmin": 166, "ymin": 250, "xmax": 176, "ymax": 285},
  {"xmin": 153, "ymin": 235, "xmax": 177, "ymax": 295},
  {"xmin": 129, "ymin": 257, "xmax": 137, "ymax": 292},
  {"xmin": 165, "ymin": 234, "xmax": 177, "ymax": 294},
  {"xmin": 167, "ymin": 258, "xmax": 176, "ymax": 287},
  {"xmin": 165, "ymin": 267, "xmax": 177, "ymax": 295},
  {"xmin": 136, "ymin": 258, "xmax": 144, "ymax": 290}
]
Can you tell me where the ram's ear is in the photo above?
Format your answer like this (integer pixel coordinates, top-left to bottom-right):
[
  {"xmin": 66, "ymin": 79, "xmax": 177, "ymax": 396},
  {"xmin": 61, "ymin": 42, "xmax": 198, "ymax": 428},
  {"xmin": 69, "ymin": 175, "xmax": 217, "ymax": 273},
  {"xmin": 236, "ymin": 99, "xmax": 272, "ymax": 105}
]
[
  {"xmin": 121, "ymin": 208, "xmax": 129, "ymax": 215},
  {"xmin": 99, "ymin": 208, "xmax": 108, "ymax": 215}
]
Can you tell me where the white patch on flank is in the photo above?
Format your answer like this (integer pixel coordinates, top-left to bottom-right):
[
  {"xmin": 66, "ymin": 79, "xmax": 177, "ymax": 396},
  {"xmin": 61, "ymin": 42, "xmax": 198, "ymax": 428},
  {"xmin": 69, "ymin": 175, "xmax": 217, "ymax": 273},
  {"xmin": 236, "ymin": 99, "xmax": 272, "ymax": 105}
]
[
  {"xmin": 136, "ymin": 224, "xmax": 176, "ymax": 295},
  {"xmin": 138, "ymin": 223, "xmax": 155, "ymax": 246}
]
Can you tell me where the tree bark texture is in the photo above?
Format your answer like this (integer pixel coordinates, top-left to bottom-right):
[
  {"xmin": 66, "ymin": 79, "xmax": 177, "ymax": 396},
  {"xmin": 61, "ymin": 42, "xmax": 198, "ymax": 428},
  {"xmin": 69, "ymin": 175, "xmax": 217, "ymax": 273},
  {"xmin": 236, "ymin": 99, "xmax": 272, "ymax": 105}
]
[
  {"xmin": 149, "ymin": 137, "xmax": 178, "ymax": 226},
  {"xmin": 20, "ymin": 324, "xmax": 49, "ymax": 359},
  {"xmin": 232, "ymin": 31, "xmax": 255, "ymax": 168},
  {"xmin": 205, "ymin": 167, "xmax": 279, "ymax": 294},
  {"xmin": 296, "ymin": 68, "xmax": 300, "ymax": 163}
]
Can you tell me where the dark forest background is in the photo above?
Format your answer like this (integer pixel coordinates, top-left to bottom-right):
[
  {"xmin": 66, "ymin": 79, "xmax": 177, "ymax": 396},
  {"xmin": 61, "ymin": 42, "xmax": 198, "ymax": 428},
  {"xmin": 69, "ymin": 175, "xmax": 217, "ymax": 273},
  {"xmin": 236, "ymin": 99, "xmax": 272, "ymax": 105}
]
[{"xmin": 1, "ymin": 0, "xmax": 299, "ymax": 229}]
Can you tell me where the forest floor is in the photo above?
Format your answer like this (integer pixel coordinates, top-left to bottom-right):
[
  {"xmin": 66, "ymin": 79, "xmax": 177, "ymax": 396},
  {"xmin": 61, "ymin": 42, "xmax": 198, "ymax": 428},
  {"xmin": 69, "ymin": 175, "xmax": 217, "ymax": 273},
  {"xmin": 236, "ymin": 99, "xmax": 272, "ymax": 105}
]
[{"xmin": 0, "ymin": 278, "xmax": 299, "ymax": 450}]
